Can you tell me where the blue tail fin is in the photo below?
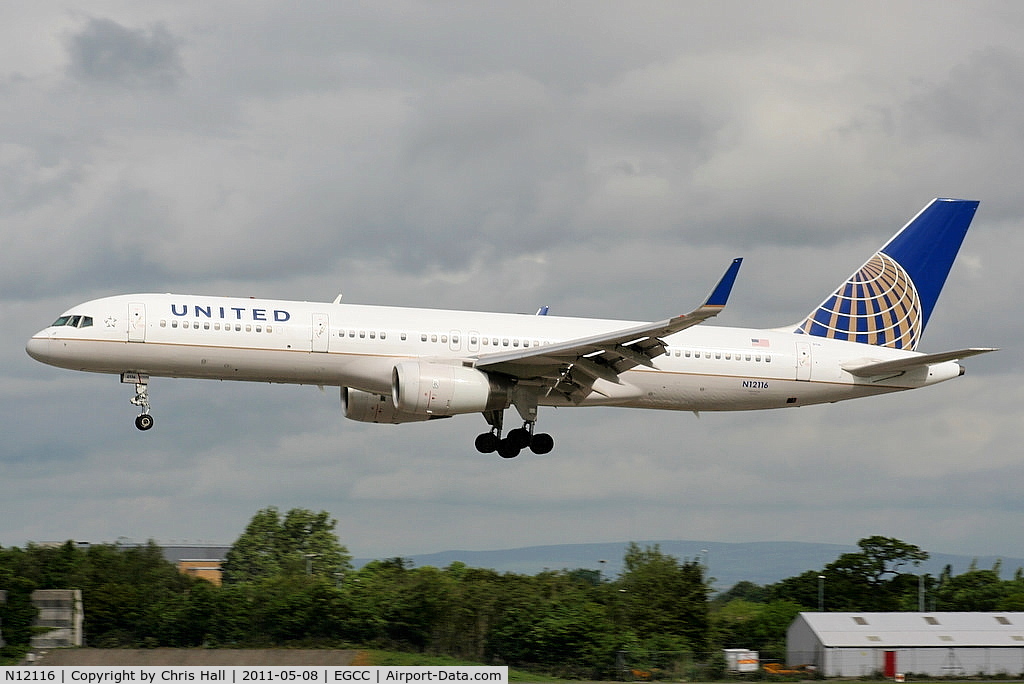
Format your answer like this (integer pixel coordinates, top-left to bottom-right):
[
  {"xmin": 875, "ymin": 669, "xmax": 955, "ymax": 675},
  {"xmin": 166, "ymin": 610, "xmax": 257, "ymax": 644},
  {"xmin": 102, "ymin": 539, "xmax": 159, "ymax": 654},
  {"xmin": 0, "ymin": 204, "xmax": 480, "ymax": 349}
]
[{"xmin": 795, "ymin": 198, "xmax": 979, "ymax": 350}]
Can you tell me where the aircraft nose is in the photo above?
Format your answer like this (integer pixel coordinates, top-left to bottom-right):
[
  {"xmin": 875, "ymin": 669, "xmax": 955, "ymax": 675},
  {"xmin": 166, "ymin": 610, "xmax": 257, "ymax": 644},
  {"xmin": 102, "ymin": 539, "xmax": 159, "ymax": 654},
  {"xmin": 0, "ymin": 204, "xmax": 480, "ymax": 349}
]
[{"xmin": 26, "ymin": 334, "xmax": 51, "ymax": 363}]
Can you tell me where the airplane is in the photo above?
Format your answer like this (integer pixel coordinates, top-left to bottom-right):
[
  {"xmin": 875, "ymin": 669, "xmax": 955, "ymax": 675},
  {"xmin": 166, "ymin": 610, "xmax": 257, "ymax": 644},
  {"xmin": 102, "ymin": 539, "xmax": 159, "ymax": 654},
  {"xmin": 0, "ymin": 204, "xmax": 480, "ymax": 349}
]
[{"xmin": 26, "ymin": 198, "xmax": 996, "ymax": 458}]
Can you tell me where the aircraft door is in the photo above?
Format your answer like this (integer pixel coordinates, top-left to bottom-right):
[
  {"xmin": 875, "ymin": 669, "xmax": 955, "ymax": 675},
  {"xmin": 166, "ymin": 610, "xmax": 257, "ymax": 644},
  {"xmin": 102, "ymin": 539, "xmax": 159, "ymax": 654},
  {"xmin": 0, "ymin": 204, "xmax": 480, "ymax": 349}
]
[
  {"xmin": 312, "ymin": 313, "xmax": 329, "ymax": 352},
  {"xmin": 449, "ymin": 330, "xmax": 462, "ymax": 352},
  {"xmin": 796, "ymin": 342, "xmax": 812, "ymax": 381},
  {"xmin": 128, "ymin": 303, "xmax": 146, "ymax": 342}
]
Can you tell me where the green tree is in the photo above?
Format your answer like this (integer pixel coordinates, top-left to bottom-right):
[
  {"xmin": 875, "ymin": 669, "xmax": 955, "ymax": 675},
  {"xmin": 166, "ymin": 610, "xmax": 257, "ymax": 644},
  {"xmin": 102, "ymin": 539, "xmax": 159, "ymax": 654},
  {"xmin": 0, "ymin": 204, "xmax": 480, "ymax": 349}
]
[
  {"xmin": 618, "ymin": 543, "xmax": 709, "ymax": 652},
  {"xmin": 935, "ymin": 568, "xmax": 1007, "ymax": 611},
  {"xmin": 222, "ymin": 506, "xmax": 352, "ymax": 584},
  {"xmin": 768, "ymin": 536, "xmax": 928, "ymax": 612}
]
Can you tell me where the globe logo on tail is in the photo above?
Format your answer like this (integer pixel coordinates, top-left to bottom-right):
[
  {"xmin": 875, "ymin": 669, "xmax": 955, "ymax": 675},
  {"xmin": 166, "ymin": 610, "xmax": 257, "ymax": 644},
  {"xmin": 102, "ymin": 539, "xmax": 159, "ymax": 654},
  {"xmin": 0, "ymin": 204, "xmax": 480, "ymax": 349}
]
[{"xmin": 797, "ymin": 252, "xmax": 922, "ymax": 350}]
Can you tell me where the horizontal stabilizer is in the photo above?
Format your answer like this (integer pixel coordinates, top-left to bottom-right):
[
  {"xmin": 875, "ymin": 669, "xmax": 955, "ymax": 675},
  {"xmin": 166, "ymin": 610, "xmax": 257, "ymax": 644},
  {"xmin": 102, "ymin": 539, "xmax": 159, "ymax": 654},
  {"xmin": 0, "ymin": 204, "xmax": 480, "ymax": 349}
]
[{"xmin": 842, "ymin": 347, "xmax": 998, "ymax": 377}]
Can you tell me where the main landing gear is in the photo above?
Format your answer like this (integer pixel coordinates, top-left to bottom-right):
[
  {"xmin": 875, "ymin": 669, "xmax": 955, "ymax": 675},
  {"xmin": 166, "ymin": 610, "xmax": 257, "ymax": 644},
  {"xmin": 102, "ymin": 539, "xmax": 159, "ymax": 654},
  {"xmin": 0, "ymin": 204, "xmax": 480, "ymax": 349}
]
[
  {"xmin": 124, "ymin": 373, "xmax": 154, "ymax": 431},
  {"xmin": 475, "ymin": 410, "xmax": 554, "ymax": 458}
]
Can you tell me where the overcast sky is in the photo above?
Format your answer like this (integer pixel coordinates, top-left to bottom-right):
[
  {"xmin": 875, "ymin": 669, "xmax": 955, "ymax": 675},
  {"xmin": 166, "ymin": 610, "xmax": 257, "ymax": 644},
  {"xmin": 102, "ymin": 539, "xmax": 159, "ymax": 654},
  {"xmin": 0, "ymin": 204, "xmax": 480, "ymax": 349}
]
[{"xmin": 3, "ymin": 2, "xmax": 1023, "ymax": 572}]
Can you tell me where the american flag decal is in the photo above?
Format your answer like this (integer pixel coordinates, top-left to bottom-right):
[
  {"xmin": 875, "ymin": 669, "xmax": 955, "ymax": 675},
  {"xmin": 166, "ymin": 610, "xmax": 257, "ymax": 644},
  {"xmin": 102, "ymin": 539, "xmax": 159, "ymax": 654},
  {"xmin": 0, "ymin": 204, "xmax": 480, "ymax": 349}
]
[{"xmin": 751, "ymin": 338, "xmax": 770, "ymax": 348}]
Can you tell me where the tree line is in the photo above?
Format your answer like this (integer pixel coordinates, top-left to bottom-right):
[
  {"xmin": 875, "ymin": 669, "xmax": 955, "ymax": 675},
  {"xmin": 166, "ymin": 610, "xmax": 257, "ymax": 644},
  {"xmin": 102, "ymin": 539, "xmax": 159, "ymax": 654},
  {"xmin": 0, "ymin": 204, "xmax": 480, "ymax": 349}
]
[{"xmin": 4, "ymin": 509, "xmax": 1024, "ymax": 677}]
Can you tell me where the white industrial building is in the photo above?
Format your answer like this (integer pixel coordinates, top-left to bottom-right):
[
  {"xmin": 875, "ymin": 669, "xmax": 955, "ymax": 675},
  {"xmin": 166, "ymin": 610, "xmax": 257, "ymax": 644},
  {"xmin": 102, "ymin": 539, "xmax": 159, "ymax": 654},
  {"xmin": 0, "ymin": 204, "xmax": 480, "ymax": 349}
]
[{"xmin": 788, "ymin": 612, "xmax": 1024, "ymax": 677}]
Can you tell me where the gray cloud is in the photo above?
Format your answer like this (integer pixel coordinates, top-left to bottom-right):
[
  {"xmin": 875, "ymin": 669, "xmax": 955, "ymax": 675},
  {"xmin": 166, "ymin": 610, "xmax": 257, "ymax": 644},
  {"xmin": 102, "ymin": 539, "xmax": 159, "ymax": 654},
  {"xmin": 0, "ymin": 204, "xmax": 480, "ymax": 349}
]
[
  {"xmin": 2, "ymin": 3, "xmax": 1022, "ymax": 565},
  {"xmin": 66, "ymin": 17, "xmax": 183, "ymax": 89}
]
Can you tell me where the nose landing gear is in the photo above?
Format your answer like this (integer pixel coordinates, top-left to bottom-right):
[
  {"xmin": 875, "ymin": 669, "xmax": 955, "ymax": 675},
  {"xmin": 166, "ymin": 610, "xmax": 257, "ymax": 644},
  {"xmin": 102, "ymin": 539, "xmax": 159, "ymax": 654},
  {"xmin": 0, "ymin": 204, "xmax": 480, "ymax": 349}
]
[{"xmin": 123, "ymin": 372, "xmax": 154, "ymax": 431}]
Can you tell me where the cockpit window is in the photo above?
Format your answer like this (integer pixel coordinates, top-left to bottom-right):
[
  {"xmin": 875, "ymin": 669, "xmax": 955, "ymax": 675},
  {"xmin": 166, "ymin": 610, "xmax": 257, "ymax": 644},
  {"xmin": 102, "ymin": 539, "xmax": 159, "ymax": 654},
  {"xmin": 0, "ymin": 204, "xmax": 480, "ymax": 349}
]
[{"xmin": 51, "ymin": 315, "xmax": 94, "ymax": 328}]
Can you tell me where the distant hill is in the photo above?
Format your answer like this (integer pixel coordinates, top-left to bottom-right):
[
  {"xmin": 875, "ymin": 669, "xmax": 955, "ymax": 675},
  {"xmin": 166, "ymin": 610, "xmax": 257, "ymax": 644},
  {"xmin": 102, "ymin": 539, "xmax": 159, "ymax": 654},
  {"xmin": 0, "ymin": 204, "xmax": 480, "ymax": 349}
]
[{"xmin": 355, "ymin": 540, "xmax": 1024, "ymax": 590}]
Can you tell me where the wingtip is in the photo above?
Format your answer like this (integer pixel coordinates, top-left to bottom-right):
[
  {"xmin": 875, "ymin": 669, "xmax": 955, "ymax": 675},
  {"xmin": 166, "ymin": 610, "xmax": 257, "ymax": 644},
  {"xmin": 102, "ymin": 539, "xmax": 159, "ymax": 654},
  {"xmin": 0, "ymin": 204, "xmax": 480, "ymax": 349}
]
[{"xmin": 704, "ymin": 257, "xmax": 743, "ymax": 308}]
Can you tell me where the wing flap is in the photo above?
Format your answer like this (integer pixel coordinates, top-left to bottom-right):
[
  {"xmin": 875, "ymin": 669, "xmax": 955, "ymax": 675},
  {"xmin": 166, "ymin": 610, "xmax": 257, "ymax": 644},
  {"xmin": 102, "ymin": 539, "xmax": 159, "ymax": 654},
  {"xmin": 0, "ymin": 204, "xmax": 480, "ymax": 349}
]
[{"xmin": 842, "ymin": 347, "xmax": 998, "ymax": 377}]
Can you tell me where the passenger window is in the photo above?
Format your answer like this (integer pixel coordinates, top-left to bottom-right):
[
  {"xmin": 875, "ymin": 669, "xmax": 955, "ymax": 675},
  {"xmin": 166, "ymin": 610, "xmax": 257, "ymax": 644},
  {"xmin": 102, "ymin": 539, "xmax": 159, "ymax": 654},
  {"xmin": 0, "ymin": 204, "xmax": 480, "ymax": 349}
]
[
  {"xmin": 512, "ymin": 339, "xmax": 519, "ymax": 347},
  {"xmin": 502, "ymin": 338, "xmax": 509, "ymax": 347},
  {"xmin": 471, "ymin": 336, "xmax": 478, "ymax": 345},
  {"xmin": 160, "ymin": 320, "xmax": 167, "ymax": 328},
  {"xmin": 171, "ymin": 321, "xmax": 178, "ymax": 328},
  {"xmin": 255, "ymin": 325, "xmax": 262, "ymax": 332},
  {"xmin": 482, "ymin": 338, "xmax": 489, "ymax": 345},
  {"xmin": 401, "ymin": 332, "xmax": 407, "ymax": 341},
  {"xmin": 204, "ymin": 322, "xmax": 211, "ymax": 330},
  {"xmin": 441, "ymin": 335, "xmax": 448, "ymax": 343},
  {"xmin": 235, "ymin": 324, "xmax": 241, "ymax": 331},
  {"xmin": 421, "ymin": 334, "xmax": 427, "ymax": 342},
  {"xmin": 766, "ymin": 355, "xmax": 771, "ymax": 363},
  {"xmin": 349, "ymin": 331, "xmax": 355, "ymax": 338},
  {"xmin": 266, "ymin": 326, "xmax": 273, "ymax": 333},
  {"xmin": 715, "ymin": 352, "xmax": 721, "ymax": 359},
  {"xmin": 755, "ymin": 355, "xmax": 761, "ymax": 362},
  {"xmin": 745, "ymin": 354, "xmax": 751, "ymax": 361},
  {"xmin": 359, "ymin": 331, "xmax": 366, "ymax": 338},
  {"xmin": 369, "ymin": 332, "xmax": 376, "ymax": 339},
  {"xmin": 431, "ymin": 334, "xmax": 438, "ymax": 343},
  {"xmin": 380, "ymin": 332, "xmax": 386, "ymax": 340}
]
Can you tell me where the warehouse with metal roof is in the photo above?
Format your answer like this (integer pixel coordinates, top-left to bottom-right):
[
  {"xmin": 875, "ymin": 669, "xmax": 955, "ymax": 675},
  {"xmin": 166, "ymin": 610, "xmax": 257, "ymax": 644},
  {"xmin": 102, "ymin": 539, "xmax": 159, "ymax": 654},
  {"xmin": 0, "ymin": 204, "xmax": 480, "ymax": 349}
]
[{"xmin": 788, "ymin": 612, "xmax": 1024, "ymax": 677}]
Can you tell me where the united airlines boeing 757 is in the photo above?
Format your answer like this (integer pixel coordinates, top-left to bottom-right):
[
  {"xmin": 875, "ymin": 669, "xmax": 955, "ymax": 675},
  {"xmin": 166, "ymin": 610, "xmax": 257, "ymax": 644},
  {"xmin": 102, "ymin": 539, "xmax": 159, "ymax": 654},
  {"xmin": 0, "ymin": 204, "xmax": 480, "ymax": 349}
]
[{"xmin": 27, "ymin": 199, "xmax": 996, "ymax": 458}]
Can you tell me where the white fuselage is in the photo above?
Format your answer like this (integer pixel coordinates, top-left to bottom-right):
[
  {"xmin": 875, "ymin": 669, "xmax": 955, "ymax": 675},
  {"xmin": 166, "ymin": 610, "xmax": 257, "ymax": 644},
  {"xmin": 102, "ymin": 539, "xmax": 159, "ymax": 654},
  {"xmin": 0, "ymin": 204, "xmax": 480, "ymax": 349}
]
[{"xmin": 26, "ymin": 293, "xmax": 963, "ymax": 413}]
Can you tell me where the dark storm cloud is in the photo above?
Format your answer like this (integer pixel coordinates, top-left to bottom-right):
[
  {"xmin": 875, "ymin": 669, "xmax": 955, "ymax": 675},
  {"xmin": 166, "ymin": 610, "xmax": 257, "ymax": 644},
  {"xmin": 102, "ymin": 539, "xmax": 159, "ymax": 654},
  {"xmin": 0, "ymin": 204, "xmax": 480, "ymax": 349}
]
[{"xmin": 66, "ymin": 17, "xmax": 183, "ymax": 89}]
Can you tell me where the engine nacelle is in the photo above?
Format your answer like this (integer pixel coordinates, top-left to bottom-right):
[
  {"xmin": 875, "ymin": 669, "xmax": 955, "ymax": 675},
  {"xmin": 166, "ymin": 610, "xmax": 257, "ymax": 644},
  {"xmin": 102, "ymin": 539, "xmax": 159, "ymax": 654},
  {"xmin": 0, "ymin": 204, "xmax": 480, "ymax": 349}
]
[
  {"xmin": 392, "ymin": 362, "xmax": 511, "ymax": 417},
  {"xmin": 341, "ymin": 387, "xmax": 431, "ymax": 424}
]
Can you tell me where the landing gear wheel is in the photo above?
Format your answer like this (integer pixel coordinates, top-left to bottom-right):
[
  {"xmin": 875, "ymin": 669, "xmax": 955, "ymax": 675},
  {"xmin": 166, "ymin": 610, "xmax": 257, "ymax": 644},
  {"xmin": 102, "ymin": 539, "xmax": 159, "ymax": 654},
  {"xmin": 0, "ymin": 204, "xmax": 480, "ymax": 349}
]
[
  {"xmin": 496, "ymin": 439, "xmax": 521, "ymax": 459},
  {"xmin": 135, "ymin": 414, "xmax": 154, "ymax": 431},
  {"xmin": 475, "ymin": 432, "xmax": 500, "ymax": 453},
  {"xmin": 529, "ymin": 433, "xmax": 554, "ymax": 454},
  {"xmin": 506, "ymin": 427, "xmax": 533, "ymax": 450}
]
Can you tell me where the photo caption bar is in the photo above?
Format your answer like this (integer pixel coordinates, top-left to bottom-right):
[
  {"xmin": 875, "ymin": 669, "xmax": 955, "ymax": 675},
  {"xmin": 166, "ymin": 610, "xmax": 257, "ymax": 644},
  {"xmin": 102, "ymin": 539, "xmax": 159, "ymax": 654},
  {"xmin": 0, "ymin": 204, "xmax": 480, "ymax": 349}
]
[{"xmin": 1, "ymin": 667, "xmax": 507, "ymax": 684}]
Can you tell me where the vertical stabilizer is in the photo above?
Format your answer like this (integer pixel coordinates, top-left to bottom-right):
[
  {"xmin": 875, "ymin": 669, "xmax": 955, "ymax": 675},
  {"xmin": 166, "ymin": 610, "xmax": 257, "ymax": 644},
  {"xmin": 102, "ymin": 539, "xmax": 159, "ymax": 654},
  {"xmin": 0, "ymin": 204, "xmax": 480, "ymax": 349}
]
[{"xmin": 795, "ymin": 198, "xmax": 979, "ymax": 350}]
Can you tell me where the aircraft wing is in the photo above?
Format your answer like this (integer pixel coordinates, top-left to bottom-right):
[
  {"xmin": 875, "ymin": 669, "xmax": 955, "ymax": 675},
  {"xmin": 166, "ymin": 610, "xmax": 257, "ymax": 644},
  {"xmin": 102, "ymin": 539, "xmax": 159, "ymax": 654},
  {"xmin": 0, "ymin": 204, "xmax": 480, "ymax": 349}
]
[
  {"xmin": 474, "ymin": 258, "xmax": 742, "ymax": 402},
  {"xmin": 842, "ymin": 347, "xmax": 998, "ymax": 378}
]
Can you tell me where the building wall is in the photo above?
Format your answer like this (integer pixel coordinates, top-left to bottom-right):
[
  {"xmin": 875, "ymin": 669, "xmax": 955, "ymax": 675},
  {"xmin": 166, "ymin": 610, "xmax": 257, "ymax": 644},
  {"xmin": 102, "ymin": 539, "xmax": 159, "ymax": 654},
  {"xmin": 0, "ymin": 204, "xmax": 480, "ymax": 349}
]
[
  {"xmin": 806, "ymin": 647, "xmax": 1024, "ymax": 677},
  {"xmin": 178, "ymin": 559, "xmax": 223, "ymax": 586},
  {"xmin": 30, "ymin": 589, "xmax": 83, "ymax": 649}
]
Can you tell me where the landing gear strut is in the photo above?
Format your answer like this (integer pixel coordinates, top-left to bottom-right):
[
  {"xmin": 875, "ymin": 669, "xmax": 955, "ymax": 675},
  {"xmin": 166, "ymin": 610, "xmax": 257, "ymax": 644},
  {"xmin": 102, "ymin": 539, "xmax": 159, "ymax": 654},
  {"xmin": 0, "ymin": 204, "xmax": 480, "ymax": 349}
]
[
  {"xmin": 125, "ymin": 373, "xmax": 154, "ymax": 431},
  {"xmin": 475, "ymin": 410, "xmax": 554, "ymax": 458}
]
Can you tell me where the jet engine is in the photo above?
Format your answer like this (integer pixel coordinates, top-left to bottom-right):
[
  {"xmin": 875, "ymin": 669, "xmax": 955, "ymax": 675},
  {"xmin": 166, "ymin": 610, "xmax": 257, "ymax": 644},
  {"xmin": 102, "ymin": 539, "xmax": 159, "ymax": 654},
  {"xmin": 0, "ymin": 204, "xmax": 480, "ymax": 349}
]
[
  {"xmin": 392, "ymin": 362, "xmax": 511, "ymax": 417},
  {"xmin": 341, "ymin": 387, "xmax": 431, "ymax": 424}
]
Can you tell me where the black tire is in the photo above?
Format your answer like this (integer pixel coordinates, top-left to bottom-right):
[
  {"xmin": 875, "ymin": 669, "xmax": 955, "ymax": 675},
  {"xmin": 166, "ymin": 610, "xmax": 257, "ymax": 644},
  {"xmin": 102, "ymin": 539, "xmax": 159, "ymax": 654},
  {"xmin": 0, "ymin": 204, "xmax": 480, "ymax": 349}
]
[
  {"xmin": 506, "ymin": 427, "xmax": 532, "ymax": 450},
  {"xmin": 496, "ymin": 439, "xmax": 521, "ymax": 459},
  {"xmin": 135, "ymin": 414, "xmax": 154, "ymax": 431},
  {"xmin": 529, "ymin": 433, "xmax": 554, "ymax": 454},
  {"xmin": 475, "ymin": 432, "xmax": 499, "ymax": 453}
]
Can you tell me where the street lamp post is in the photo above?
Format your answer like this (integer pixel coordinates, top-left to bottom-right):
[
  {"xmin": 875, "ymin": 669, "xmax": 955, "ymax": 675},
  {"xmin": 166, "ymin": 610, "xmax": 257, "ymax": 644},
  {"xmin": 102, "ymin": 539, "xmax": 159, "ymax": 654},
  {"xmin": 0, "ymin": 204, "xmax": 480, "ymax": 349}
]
[{"xmin": 818, "ymin": 575, "xmax": 825, "ymax": 611}]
